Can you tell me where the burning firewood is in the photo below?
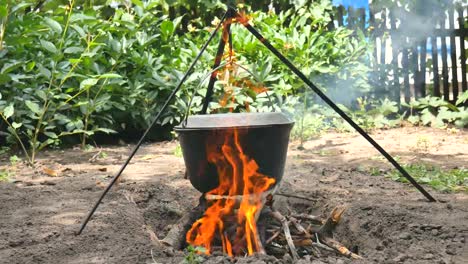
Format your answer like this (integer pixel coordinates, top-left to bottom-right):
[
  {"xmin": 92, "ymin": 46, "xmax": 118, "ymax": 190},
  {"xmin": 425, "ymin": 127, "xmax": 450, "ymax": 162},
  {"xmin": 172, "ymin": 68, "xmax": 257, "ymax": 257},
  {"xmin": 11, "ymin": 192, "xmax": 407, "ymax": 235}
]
[{"xmin": 162, "ymin": 195, "xmax": 363, "ymax": 261}]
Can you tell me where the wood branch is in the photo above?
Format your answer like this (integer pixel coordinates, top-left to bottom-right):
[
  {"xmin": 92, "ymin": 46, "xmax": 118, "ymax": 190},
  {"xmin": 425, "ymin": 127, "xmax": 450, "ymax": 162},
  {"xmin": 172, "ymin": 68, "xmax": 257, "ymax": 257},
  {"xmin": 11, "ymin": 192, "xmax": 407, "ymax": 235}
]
[
  {"xmin": 318, "ymin": 205, "xmax": 346, "ymax": 237},
  {"xmin": 309, "ymin": 244, "xmax": 322, "ymax": 258},
  {"xmin": 321, "ymin": 237, "xmax": 363, "ymax": 260},
  {"xmin": 290, "ymin": 213, "xmax": 324, "ymax": 225},
  {"xmin": 89, "ymin": 148, "xmax": 103, "ymax": 162},
  {"xmin": 160, "ymin": 212, "xmax": 192, "ymax": 249},
  {"xmin": 270, "ymin": 210, "xmax": 300, "ymax": 260},
  {"xmin": 312, "ymin": 241, "xmax": 337, "ymax": 253},
  {"xmin": 291, "ymin": 237, "xmax": 322, "ymax": 257},
  {"xmin": 289, "ymin": 216, "xmax": 312, "ymax": 238},
  {"xmin": 161, "ymin": 198, "xmax": 206, "ymax": 249},
  {"xmin": 266, "ymin": 229, "xmax": 282, "ymax": 245},
  {"xmin": 293, "ymin": 238, "xmax": 313, "ymax": 247}
]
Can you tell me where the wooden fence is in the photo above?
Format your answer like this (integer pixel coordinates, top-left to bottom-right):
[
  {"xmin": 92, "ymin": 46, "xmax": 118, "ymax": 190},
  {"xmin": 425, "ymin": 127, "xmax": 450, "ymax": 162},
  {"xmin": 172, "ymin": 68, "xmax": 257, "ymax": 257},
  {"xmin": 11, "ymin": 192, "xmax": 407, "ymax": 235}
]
[{"xmin": 331, "ymin": 5, "xmax": 468, "ymax": 105}]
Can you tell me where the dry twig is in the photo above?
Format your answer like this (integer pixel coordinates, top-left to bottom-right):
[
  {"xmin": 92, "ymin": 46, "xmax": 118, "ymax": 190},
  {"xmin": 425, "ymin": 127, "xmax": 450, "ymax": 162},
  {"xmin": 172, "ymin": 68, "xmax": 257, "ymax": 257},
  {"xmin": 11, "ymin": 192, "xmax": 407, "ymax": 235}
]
[
  {"xmin": 270, "ymin": 210, "xmax": 299, "ymax": 260},
  {"xmin": 320, "ymin": 237, "xmax": 363, "ymax": 260},
  {"xmin": 290, "ymin": 213, "xmax": 324, "ymax": 225},
  {"xmin": 266, "ymin": 228, "xmax": 282, "ymax": 245}
]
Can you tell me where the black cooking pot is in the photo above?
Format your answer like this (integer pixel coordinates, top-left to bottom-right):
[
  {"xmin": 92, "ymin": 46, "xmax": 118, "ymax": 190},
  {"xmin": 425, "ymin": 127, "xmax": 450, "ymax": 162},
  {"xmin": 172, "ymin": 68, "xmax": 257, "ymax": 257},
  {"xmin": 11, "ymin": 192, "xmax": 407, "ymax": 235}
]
[{"xmin": 174, "ymin": 112, "xmax": 294, "ymax": 194}]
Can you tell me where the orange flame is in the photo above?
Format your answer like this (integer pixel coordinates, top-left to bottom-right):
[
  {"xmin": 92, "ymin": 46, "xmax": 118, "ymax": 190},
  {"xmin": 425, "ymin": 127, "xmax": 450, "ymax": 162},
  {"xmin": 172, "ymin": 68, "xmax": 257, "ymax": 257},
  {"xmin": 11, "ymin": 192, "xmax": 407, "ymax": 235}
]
[{"xmin": 186, "ymin": 129, "xmax": 275, "ymax": 256}]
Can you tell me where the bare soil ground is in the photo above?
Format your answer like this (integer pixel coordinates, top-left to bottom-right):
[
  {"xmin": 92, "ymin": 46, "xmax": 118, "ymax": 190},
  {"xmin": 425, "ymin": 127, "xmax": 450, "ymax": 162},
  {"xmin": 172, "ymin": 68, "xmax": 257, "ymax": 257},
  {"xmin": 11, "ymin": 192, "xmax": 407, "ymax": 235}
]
[{"xmin": 0, "ymin": 127, "xmax": 467, "ymax": 264}]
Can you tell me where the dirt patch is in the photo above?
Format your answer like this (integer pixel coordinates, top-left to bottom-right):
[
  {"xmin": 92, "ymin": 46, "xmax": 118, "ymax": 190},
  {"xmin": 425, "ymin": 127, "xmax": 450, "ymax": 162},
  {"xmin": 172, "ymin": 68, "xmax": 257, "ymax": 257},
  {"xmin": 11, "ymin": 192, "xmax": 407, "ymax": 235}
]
[{"xmin": 0, "ymin": 128, "xmax": 467, "ymax": 263}]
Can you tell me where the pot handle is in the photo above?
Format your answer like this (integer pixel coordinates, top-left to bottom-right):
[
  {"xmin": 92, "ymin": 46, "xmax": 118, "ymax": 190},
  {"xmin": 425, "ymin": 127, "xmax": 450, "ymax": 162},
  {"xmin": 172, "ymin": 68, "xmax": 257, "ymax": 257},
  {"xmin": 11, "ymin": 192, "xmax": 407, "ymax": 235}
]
[{"xmin": 182, "ymin": 61, "xmax": 275, "ymax": 127}]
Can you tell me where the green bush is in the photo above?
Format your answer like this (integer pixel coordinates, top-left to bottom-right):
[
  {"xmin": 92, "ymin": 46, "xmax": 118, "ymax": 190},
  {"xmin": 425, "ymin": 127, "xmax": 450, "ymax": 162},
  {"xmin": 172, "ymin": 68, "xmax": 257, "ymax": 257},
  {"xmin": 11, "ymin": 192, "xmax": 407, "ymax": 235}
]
[
  {"xmin": 403, "ymin": 91, "xmax": 468, "ymax": 128},
  {"xmin": 0, "ymin": 0, "xmax": 372, "ymax": 163},
  {"xmin": 0, "ymin": 0, "xmax": 212, "ymax": 162}
]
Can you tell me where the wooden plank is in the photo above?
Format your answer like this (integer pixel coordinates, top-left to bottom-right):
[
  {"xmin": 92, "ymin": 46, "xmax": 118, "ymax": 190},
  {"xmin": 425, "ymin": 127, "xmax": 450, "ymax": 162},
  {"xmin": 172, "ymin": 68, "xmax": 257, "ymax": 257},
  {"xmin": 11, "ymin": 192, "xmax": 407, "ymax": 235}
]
[
  {"xmin": 431, "ymin": 36, "xmax": 441, "ymax": 97},
  {"xmin": 412, "ymin": 46, "xmax": 421, "ymax": 99},
  {"xmin": 402, "ymin": 47, "xmax": 411, "ymax": 103},
  {"xmin": 419, "ymin": 39, "xmax": 427, "ymax": 97},
  {"xmin": 328, "ymin": 6, "xmax": 338, "ymax": 31},
  {"xmin": 440, "ymin": 35, "xmax": 450, "ymax": 101},
  {"xmin": 380, "ymin": 9, "xmax": 387, "ymax": 66},
  {"xmin": 389, "ymin": 11, "xmax": 400, "ymax": 105},
  {"xmin": 328, "ymin": 12, "xmax": 335, "ymax": 31},
  {"xmin": 379, "ymin": 9, "xmax": 389, "ymax": 97},
  {"xmin": 368, "ymin": 7, "xmax": 380, "ymax": 89},
  {"xmin": 359, "ymin": 8, "xmax": 366, "ymax": 32},
  {"xmin": 369, "ymin": 7, "xmax": 378, "ymax": 64},
  {"xmin": 458, "ymin": 7, "xmax": 467, "ymax": 92},
  {"xmin": 337, "ymin": 5, "xmax": 344, "ymax": 27},
  {"xmin": 347, "ymin": 6, "xmax": 355, "ymax": 29},
  {"xmin": 369, "ymin": 6, "xmax": 376, "ymax": 33},
  {"xmin": 448, "ymin": 6, "xmax": 459, "ymax": 102}
]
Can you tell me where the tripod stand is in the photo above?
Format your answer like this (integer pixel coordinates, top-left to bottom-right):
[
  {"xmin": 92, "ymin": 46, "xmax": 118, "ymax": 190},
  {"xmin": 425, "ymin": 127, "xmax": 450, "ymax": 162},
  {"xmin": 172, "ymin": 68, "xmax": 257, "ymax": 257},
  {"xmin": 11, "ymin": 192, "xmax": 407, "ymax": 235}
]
[{"xmin": 77, "ymin": 5, "xmax": 436, "ymax": 236}]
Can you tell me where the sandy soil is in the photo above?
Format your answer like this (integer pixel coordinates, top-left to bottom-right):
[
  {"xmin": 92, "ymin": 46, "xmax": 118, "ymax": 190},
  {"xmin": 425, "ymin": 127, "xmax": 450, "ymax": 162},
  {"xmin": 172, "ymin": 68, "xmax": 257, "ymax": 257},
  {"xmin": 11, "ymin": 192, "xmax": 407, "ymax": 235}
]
[{"xmin": 0, "ymin": 127, "xmax": 467, "ymax": 264}]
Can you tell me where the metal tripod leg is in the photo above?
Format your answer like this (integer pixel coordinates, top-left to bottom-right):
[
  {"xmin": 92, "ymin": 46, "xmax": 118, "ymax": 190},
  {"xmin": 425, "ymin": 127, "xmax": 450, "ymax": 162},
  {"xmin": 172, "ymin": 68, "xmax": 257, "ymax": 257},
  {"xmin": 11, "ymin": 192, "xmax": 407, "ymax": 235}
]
[
  {"xmin": 232, "ymin": 8, "xmax": 436, "ymax": 202},
  {"xmin": 76, "ymin": 10, "xmax": 230, "ymax": 235},
  {"xmin": 201, "ymin": 8, "xmax": 235, "ymax": 114}
]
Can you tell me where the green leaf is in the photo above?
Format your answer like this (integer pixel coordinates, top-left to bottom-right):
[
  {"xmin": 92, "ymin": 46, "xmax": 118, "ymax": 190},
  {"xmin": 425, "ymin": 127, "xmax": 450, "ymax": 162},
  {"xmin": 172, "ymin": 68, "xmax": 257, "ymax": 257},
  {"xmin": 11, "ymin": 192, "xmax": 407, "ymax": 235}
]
[
  {"xmin": 80, "ymin": 78, "xmax": 99, "ymax": 89},
  {"xmin": 12, "ymin": 122, "xmax": 22, "ymax": 129},
  {"xmin": 121, "ymin": 13, "xmax": 134, "ymax": 22},
  {"xmin": 70, "ymin": 25, "xmax": 86, "ymax": 38},
  {"xmin": 40, "ymin": 40, "xmax": 58, "ymax": 54},
  {"xmin": 444, "ymin": 102, "xmax": 459, "ymax": 112},
  {"xmin": 44, "ymin": 17, "xmax": 63, "ymax": 34},
  {"xmin": 11, "ymin": 3, "xmax": 32, "ymax": 13},
  {"xmin": 70, "ymin": 13, "xmax": 95, "ymax": 22},
  {"xmin": 38, "ymin": 138, "xmax": 55, "ymax": 151},
  {"xmin": 43, "ymin": 131, "xmax": 58, "ymax": 139},
  {"xmin": 0, "ymin": 73, "xmax": 11, "ymax": 84},
  {"xmin": 0, "ymin": 6, "xmax": 7, "ymax": 18},
  {"xmin": 456, "ymin": 91, "xmax": 468, "ymax": 106},
  {"xmin": 1, "ymin": 61, "xmax": 22, "ymax": 74},
  {"xmin": 25, "ymin": 100, "xmax": 41, "ymax": 114},
  {"xmin": 109, "ymin": 39, "xmax": 121, "ymax": 52},
  {"xmin": 407, "ymin": 115, "xmax": 420, "ymax": 124},
  {"xmin": 161, "ymin": 21, "xmax": 175, "ymax": 38},
  {"xmin": 64, "ymin": 47, "xmax": 84, "ymax": 54},
  {"xmin": 3, "ymin": 104, "xmax": 14, "ymax": 119},
  {"xmin": 420, "ymin": 109, "xmax": 434, "ymax": 125},
  {"xmin": 35, "ymin": 90, "xmax": 47, "ymax": 101},
  {"xmin": 172, "ymin": 15, "xmax": 184, "ymax": 30},
  {"xmin": 131, "ymin": 0, "xmax": 144, "ymax": 7},
  {"xmin": 26, "ymin": 61, "xmax": 36, "ymax": 72},
  {"xmin": 433, "ymin": 117, "xmax": 446, "ymax": 128},
  {"xmin": 96, "ymin": 128, "xmax": 117, "ymax": 134},
  {"xmin": 37, "ymin": 63, "xmax": 51, "ymax": 79},
  {"xmin": 99, "ymin": 73, "xmax": 122, "ymax": 79}
]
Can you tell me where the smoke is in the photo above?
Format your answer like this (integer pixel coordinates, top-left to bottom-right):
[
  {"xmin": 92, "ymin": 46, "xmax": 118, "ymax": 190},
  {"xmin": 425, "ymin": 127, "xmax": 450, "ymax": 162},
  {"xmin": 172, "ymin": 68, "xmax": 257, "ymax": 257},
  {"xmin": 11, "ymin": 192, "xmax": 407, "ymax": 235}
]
[{"xmin": 316, "ymin": 0, "xmax": 466, "ymax": 109}]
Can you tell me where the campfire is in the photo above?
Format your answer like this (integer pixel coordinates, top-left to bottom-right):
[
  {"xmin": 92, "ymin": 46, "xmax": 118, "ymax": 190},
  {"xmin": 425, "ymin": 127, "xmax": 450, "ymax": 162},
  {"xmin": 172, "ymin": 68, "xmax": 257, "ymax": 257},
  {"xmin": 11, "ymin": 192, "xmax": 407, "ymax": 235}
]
[
  {"xmin": 161, "ymin": 112, "xmax": 362, "ymax": 260},
  {"xmin": 78, "ymin": 5, "xmax": 435, "ymax": 262},
  {"xmin": 162, "ymin": 13, "xmax": 362, "ymax": 258}
]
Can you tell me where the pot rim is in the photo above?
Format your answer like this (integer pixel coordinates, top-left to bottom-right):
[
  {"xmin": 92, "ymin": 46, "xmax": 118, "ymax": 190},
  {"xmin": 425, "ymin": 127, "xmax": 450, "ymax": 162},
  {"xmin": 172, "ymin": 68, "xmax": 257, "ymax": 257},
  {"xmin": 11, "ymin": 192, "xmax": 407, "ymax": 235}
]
[
  {"xmin": 174, "ymin": 123, "xmax": 294, "ymax": 132},
  {"xmin": 175, "ymin": 112, "xmax": 294, "ymax": 131}
]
